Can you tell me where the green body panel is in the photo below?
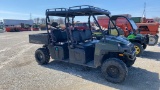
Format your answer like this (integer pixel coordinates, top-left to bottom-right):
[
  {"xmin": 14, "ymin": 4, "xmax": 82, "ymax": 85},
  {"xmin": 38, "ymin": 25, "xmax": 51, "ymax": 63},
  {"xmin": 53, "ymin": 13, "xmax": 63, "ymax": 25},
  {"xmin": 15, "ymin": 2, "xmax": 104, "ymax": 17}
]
[
  {"xmin": 127, "ymin": 34, "xmax": 136, "ymax": 40},
  {"xmin": 127, "ymin": 34, "xmax": 144, "ymax": 40}
]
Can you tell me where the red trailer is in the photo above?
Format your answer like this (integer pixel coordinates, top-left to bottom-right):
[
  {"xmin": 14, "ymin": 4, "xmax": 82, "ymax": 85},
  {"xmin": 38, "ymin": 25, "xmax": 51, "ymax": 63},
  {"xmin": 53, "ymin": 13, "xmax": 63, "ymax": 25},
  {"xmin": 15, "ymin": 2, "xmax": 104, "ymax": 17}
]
[
  {"xmin": 5, "ymin": 24, "xmax": 31, "ymax": 32},
  {"xmin": 3, "ymin": 19, "xmax": 33, "ymax": 32}
]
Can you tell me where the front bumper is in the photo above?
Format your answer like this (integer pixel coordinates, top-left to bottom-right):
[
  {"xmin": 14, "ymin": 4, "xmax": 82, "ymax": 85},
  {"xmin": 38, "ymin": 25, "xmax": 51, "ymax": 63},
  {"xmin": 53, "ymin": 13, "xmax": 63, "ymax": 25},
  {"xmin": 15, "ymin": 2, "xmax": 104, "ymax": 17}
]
[
  {"xmin": 123, "ymin": 50, "xmax": 136, "ymax": 61},
  {"xmin": 118, "ymin": 43, "xmax": 136, "ymax": 61}
]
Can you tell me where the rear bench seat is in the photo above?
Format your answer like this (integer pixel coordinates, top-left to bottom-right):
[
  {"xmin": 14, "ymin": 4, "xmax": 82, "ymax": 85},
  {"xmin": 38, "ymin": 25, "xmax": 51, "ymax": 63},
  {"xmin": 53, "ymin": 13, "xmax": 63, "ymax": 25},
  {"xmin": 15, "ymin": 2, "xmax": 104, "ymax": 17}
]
[
  {"xmin": 71, "ymin": 29, "xmax": 97, "ymax": 49},
  {"xmin": 50, "ymin": 29, "xmax": 68, "ymax": 43}
]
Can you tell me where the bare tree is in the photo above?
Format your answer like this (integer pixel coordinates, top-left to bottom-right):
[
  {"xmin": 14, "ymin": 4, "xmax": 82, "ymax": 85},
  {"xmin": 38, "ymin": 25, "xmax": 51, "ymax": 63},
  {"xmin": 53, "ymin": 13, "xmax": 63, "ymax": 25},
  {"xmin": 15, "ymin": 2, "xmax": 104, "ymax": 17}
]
[
  {"xmin": 33, "ymin": 18, "xmax": 37, "ymax": 24},
  {"xmin": 57, "ymin": 18, "xmax": 64, "ymax": 24},
  {"xmin": 40, "ymin": 18, "xmax": 46, "ymax": 24},
  {"xmin": 37, "ymin": 18, "xmax": 40, "ymax": 24},
  {"xmin": 33, "ymin": 18, "xmax": 40, "ymax": 24},
  {"xmin": 153, "ymin": 17, "xmax": 160, "ymax": 23}
]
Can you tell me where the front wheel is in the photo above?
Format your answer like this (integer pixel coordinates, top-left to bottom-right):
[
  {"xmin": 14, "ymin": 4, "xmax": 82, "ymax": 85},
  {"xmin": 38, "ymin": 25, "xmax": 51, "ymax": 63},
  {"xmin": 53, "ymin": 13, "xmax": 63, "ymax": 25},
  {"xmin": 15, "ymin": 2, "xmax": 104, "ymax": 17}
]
[
  {"xmin": 101, "ymin": 58, "xmax": 128, "ymax": 83},
  {"xmin": 133, "ymin": 42, "xmax": 144, "ymax": 57},
  {"xmin": 35, "ymin": 48, "xmax": 50, "ymax": 65},
  {"xmin": 148, "ymin": 35, "xmax": 158, "ymax": 46}
]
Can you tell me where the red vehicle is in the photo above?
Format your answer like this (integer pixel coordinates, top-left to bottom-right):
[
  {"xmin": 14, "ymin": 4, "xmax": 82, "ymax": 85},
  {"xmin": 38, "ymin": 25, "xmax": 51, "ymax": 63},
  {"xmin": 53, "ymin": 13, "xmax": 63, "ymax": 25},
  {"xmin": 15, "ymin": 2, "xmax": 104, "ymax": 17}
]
[
  {"xmin": 74, "ymin": 22, "xmax": 89, "ymax": 30},
  {"xmin": 131, "ymin": 17, "xmax": 159, "ymax": 46}
]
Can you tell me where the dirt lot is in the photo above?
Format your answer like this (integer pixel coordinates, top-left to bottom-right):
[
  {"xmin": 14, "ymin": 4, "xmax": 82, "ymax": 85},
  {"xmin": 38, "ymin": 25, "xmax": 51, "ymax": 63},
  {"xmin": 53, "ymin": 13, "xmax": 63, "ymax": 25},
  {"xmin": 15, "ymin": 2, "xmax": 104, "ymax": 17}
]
[{"xmin": 0, "ymin": 31, "xmax": 160, "ymax": 90}]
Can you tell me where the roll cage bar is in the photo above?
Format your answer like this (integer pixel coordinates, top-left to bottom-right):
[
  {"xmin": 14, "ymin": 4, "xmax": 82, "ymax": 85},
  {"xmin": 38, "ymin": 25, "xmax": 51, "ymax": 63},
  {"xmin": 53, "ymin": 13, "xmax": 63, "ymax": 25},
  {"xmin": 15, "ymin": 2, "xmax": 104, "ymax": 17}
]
[
  {"xmin": 45, "ymin": 5, "xmax": 119, "ymax": 44},
  {"xmin": 110, "ymin": 15, "xmax": 138, "ymax": 33}
]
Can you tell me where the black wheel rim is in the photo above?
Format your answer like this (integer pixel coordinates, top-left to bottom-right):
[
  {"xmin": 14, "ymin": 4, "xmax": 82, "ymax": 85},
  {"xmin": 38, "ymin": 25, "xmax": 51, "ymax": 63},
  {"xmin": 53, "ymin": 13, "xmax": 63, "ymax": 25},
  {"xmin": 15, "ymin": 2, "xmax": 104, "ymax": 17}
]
[
  {"xmin": 36, "ymin": 53, "xmax": 43, "ymax": 62},
  {"xmin": 107, "ymin": 65, "xmax": 120, "ymax": 78}
]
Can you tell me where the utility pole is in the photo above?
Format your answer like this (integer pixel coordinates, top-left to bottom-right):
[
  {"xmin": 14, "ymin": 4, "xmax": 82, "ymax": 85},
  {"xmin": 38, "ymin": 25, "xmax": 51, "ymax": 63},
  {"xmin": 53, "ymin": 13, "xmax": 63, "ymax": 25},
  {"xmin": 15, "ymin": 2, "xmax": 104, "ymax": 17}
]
[
  {"xmin": 141, "ymin": 2, "xmax": 146, "ymax": 23},
  {"xmin": 142, "ymin": 2, "xmax": 146, "ymax": 18},
  {"xmin": 30, "ymin": 13, "xmax": 32, "ymax": 20}
]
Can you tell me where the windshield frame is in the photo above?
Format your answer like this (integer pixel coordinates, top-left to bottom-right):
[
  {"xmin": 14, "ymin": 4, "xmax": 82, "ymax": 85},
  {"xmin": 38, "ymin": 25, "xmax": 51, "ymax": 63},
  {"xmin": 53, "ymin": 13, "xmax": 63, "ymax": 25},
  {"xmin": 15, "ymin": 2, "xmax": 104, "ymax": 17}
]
[{"xmin": 129, "ymin": 19, "xmax": 138, "ymax": 30}]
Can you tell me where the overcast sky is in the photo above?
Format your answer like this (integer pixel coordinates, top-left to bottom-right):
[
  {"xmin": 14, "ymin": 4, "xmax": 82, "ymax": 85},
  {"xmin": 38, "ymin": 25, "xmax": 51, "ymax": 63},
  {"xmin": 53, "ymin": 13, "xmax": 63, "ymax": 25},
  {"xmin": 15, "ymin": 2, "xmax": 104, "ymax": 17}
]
[{"xmin": 0, "ymin": 0, "xmax": 160, "ymax": 21}]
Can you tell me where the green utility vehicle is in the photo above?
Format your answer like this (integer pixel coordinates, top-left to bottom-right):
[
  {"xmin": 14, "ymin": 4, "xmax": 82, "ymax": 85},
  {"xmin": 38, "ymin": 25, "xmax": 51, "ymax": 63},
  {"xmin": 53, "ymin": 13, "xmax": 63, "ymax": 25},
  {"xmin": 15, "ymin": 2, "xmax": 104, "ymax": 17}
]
[
  {"xmin": 29, "ymin": 5, "xmax": 136, "ymax": 83},
  {"xmin": 96, "ymin": 15, "xmax": 149, "ymax": 56},
  {"xmin": 110, "ymin": 15, "xmax": 149, "ymax": 57}
]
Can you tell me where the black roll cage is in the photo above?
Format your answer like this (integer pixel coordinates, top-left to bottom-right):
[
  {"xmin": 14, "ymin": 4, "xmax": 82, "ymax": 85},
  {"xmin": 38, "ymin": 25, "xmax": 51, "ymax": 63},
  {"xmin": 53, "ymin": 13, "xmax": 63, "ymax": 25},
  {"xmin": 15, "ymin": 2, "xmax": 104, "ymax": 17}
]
[{"xmin": 45, "ymin": 5, "xmax": 119, "ymax": 45}]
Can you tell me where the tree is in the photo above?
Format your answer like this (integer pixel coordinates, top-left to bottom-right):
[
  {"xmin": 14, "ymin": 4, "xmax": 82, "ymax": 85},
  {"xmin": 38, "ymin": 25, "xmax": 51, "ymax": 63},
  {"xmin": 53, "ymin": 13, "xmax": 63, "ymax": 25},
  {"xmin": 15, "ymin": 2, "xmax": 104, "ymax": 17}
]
[
  {"xmin": 37, "ymin": 18, "xmax": 40, "ymax": 24},
  {"xmin": 153, "ymin": 17, "xmax": 160, "ymax": 23},
  {"xmin": 57, "ymin": 18, "xmax": 64, "ymax": 24},
  {"xmin": 33, "ymin": 18, "xmax": 37, "ymax": 24},
  {"xmin": 33, "ymin": 18, "xmax": 40, "ymax": 24},
  {"xmin": 40, "ymin": 18, "xmax": 46, "ymax": 24}
]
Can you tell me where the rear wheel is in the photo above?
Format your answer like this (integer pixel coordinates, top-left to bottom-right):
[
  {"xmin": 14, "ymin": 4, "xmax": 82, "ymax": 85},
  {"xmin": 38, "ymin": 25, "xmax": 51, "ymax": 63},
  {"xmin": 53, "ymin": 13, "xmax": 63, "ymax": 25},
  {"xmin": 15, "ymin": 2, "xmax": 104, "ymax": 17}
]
[
  {"xmin": 133, "ymin": 42, "xmax": 144, "ymax": 57},
  {"xmin": 148, "ymin": 35, "xmax": 158, "ymax": 46},
  {"xmin": 35, "ymin": 48, "xmax": 50, "ymax": 65},
  {"xmin": 101, "ymin": 58, "xmax": 128, "ymax": 83}
]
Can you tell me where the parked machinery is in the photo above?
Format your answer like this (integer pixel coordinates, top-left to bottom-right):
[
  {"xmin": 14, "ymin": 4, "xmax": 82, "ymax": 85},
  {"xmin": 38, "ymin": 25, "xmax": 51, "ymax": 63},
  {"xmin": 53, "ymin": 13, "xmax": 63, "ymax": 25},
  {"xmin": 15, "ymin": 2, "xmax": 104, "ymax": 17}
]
[
  {"xmin": 97, "ymin": 15, "xmax": 149, "ymax": 56},
  {"xmin": 29, "ymin": 5, "xmax": 136, "ymax": 83},
  {"xmin": 0, "ymin": 23, "xmax": 4, "ymax": 33},
  {"xmin": 5, "ymin": 23, "xmax": 31, "ymax": 32},
  {"xmin": 131, "ymin": 17, "xmax": 159, "ymax": 46}
]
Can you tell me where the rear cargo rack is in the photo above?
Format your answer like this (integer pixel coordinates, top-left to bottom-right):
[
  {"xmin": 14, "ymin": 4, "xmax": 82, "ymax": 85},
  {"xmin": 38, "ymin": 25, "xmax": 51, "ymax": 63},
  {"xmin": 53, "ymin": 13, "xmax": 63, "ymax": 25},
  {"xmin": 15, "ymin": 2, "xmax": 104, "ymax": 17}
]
[
  {"xmin": 47, "ymin": 8, "xmax": 68, "ymax": 12},
  {"xmin": 69, "ymin": 5, "xmax": 110, "ymax": 14},
  {"xmin": 46, "ymin": 8, "xmax": 68, "ymax": 16},
  {"xmin": 46, "ymin": 5, "xmax": 111, "ymax": 16}
]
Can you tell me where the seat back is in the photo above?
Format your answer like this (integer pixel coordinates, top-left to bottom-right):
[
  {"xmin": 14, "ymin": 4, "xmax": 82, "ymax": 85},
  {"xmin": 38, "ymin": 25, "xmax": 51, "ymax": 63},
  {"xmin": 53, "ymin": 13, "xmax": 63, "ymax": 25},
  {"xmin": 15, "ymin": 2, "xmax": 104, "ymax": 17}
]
[
  {"xmin": 61, "ymin": 31, "xmax": 68, "ymax": 41},
  {"xmin": 71, "ymin": 29, "xmax": 93, "ymax": 44},
  {"xmin": 51, "ymin": 29, "xmax": 67, "ymax": 42},
  {"xmin": 85, "ymin": 30, "xmax": 92, "ymax": 40},
  {"xmin": 71, "ymin": 30, "xmax": 82, "ymax": 43},
  {"xmin": 79, "ymin": 30, "xmax": 86, "ymax": 42}
]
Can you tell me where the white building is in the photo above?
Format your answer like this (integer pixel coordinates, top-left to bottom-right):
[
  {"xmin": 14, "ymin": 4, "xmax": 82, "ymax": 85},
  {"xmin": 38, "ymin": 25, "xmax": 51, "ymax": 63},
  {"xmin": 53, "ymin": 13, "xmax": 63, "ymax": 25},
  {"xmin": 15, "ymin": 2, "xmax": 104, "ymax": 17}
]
[{"xmin": 3, "ymin": 19, "xmax": 34, "ymax": 26}]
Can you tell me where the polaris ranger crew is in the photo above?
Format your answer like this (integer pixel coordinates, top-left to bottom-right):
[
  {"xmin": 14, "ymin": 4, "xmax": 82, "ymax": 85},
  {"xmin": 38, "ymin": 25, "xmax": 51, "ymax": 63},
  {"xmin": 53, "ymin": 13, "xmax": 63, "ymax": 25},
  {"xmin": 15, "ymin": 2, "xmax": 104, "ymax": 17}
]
[{"xmin": 29, "ymin": 5, "xmax": 136, "ymax": 83}]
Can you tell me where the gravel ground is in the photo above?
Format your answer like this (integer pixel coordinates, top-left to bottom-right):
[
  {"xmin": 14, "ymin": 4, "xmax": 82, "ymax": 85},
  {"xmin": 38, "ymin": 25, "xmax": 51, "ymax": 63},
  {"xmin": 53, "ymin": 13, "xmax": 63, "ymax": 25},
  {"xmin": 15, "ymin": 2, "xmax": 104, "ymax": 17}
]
[{"xmin": 0, "ymin": 31, "xmax": 160, "ymax": 90}]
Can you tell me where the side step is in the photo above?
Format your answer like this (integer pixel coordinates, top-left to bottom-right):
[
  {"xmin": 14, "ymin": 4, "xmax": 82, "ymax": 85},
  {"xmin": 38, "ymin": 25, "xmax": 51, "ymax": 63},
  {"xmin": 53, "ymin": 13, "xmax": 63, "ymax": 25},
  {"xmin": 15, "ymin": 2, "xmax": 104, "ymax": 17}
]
[{"xmin": 86, "ymin": 61, "xmax": 95, "ymax": 68}]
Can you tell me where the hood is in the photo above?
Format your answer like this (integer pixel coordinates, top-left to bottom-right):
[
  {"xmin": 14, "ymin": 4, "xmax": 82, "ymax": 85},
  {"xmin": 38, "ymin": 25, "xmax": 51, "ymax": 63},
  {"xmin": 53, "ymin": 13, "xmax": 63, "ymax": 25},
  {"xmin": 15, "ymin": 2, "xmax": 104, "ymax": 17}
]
[
  {"xmin": 105, "ymin": 35, "xmax": 130, "ymax": 45},
  {"xmin": 136, "ymin": 34, "xmax": 144, "ymax": 37}
]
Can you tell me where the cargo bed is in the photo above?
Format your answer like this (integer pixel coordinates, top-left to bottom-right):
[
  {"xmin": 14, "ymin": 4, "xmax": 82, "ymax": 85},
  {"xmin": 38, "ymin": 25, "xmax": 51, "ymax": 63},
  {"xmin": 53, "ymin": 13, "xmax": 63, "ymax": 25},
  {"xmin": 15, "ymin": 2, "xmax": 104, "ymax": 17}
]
[{"xmin": 29, "ymin": 33, "xmax": 49, "ymax": 44}]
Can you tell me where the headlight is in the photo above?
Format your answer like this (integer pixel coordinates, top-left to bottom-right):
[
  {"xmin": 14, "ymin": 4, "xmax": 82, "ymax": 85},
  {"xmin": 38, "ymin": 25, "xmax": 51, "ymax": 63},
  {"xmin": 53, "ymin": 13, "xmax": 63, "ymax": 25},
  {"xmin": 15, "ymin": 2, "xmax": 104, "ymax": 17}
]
[
  {"xmin": 118, "ymin": 43, "xmax": 121, "ymax": 47},
  {"xmin": 118, "ymin": 43, "xmax": 126, "ymax": 47}
]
